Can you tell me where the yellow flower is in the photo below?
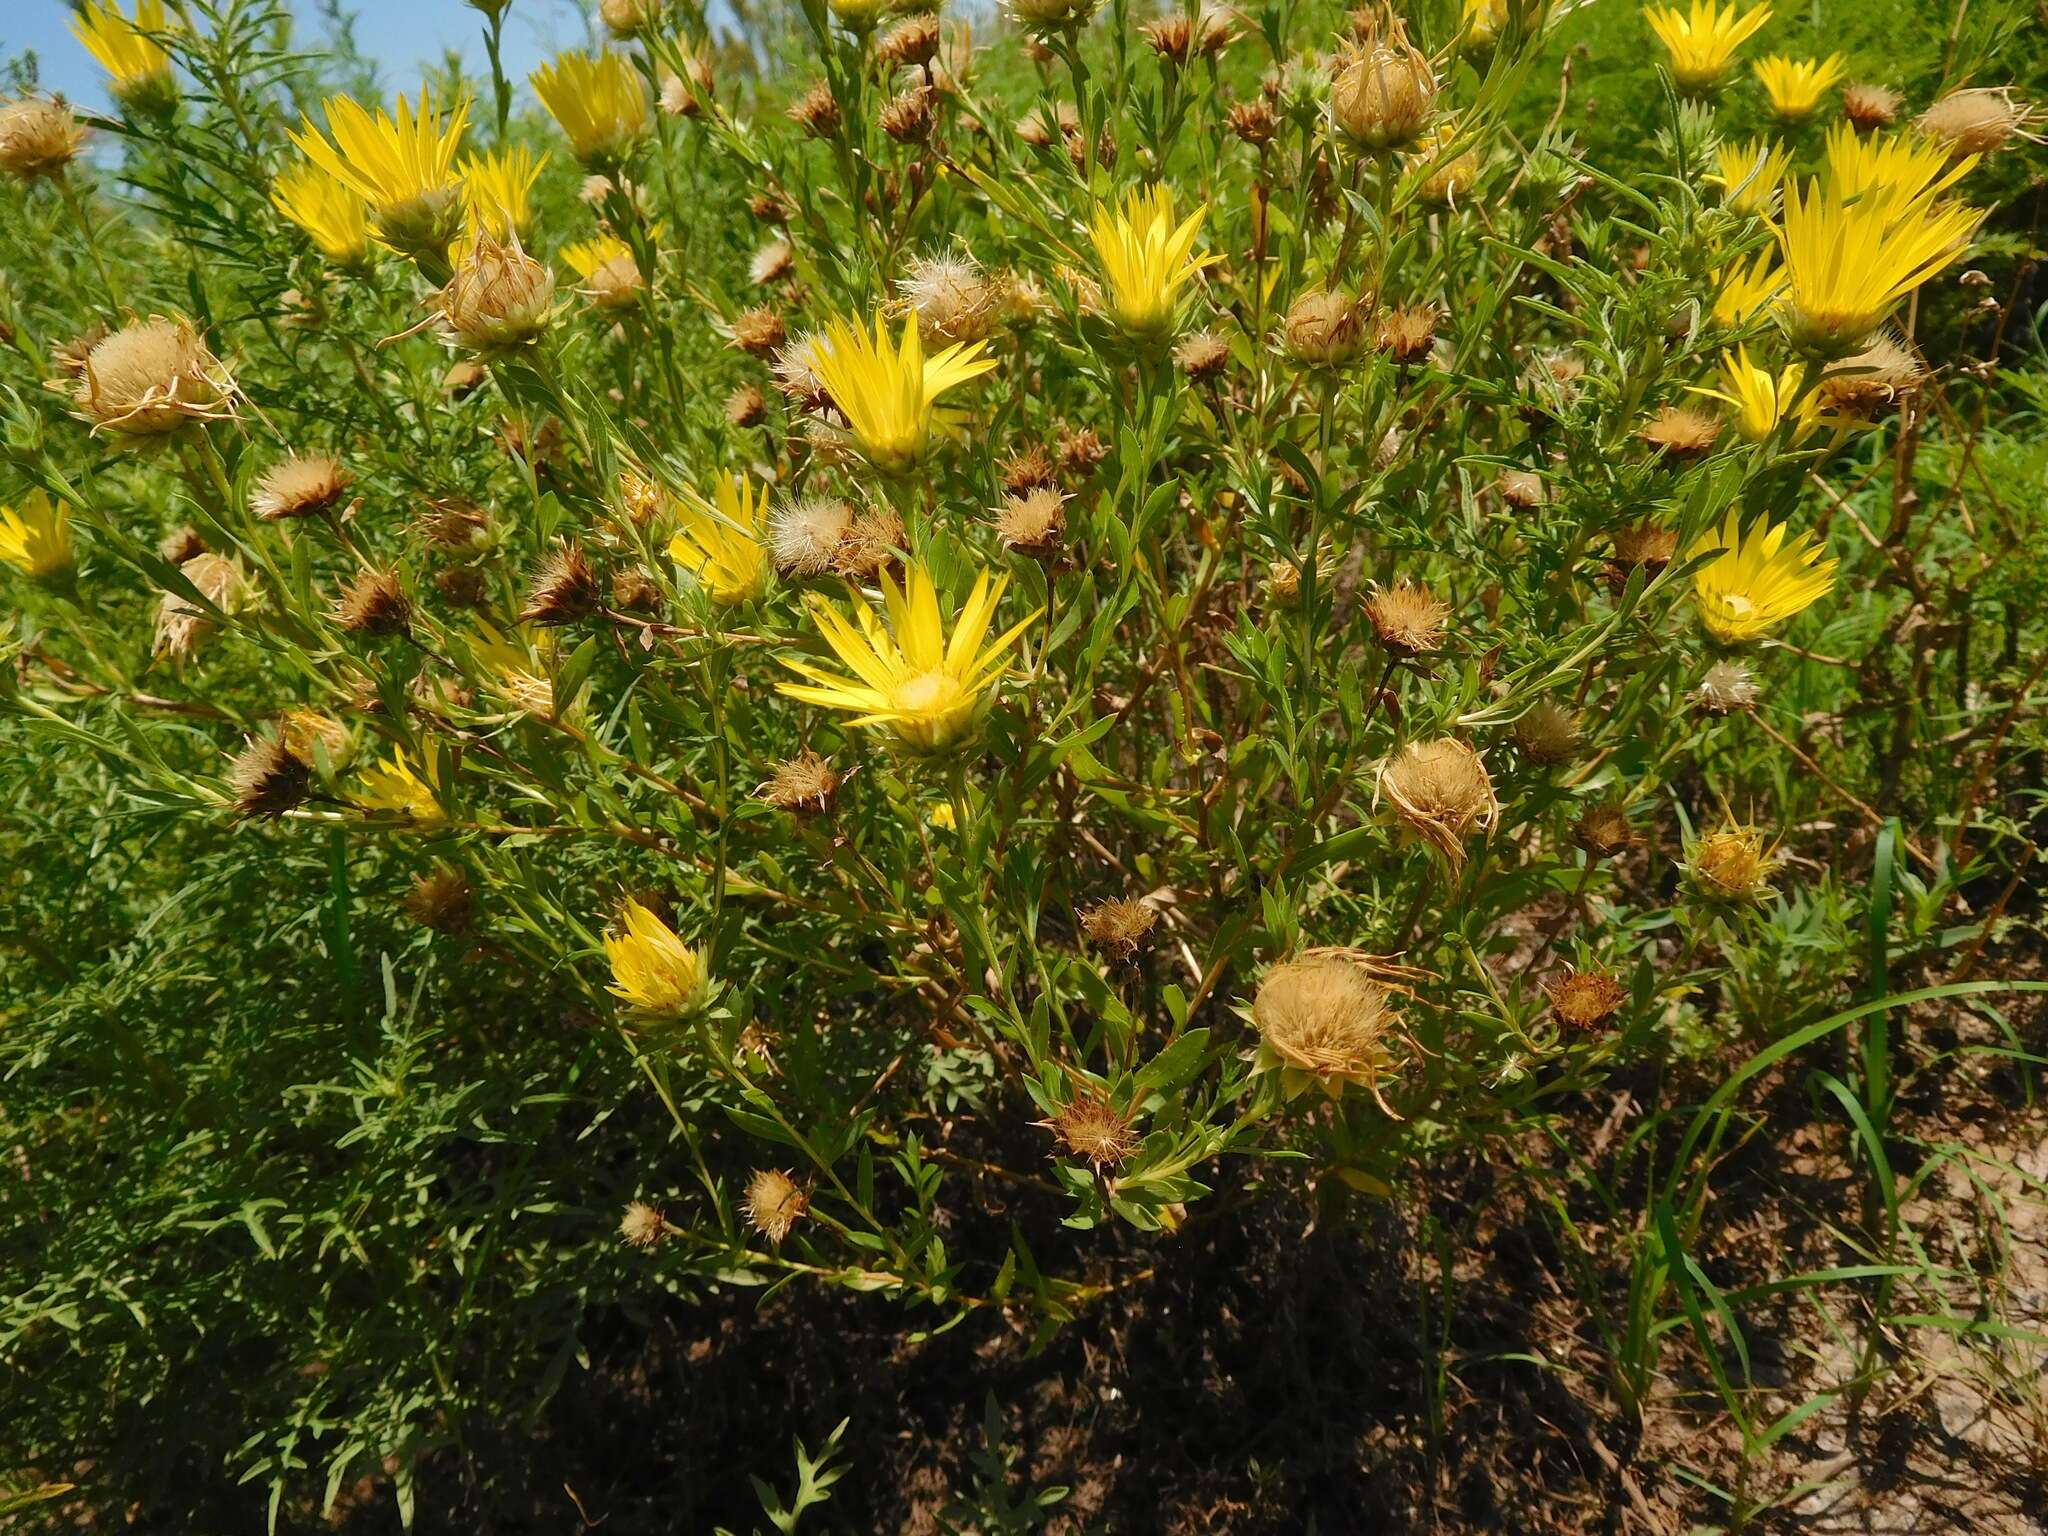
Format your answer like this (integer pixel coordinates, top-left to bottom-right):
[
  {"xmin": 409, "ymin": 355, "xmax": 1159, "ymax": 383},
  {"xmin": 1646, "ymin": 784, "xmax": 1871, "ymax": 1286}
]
[
  {"xmin": 290, "ymin": 92, "xmax": 469, "ymax": 262},
  {"xmin": 1688, "ymin": 346, "xmax": 1808, "ymax": 441},
  {"xmin": 353, "ymin": 742, "xmax": 450, "ymax": 823},
  {"xmin": 1822, "ymin": 121, "xmax": 1976, "ymax": 207},
  {"xmin": 1775, "ymin": 177, "xmax": 1982, "ymax": 353},
  {"xmin": 0, "ymin": 490, "xmax": 73, "ymax": 580},
  {"xmin": 778, "ymin": 563, "xmax": 1040, "ymax": 754},
  {"xmin": 603, "ymin": 898, "xmax": 708, "ymax": 1018},
  {"xmin": 1086, "ymin": 184, "xmax": 1216, "ymax": 340},
  {"xmin": 467, "ymin": 620, "xmax": 559, "ymax": 717},
  {"xmin": 1642, "ymin": 1, "xmax": 1772, "ymax": 94},
  {"xmin": 1689, "ymin": 510, "xmax": 1836, "ymax": 644},
  {"xmin": 669, "ymin": 471, "xmax": 771, "ymax": 607},
  {"xmin": 530, "ymin": 50, "xmax": 649, "ymax": 165},
  {"xmin": 459, "ymin": 145, "xmax": 546, "ymax": 240},
  {"xmin": 560, "ymin": 232, "xmax": 645, "ymax": 308},
  {"xmin": 72, "ymin": 0, "xmax": 176, "ymax": 114},
  {"xmin": 272, "ymin": 160, "xmax": 372, "ymax": 265},
  {"xmin": 1462, "ymin": 0, "xmax": 1508, "ymax": 48},
  {"xmin": 1709, "ymin": 137, "xmax": 1788, "ymax": 216},
  {"xmin": 1713, "ymin": 249, "xmax": 1785, "ymax": 326},
  {"xmin": 1753, "ymin": 53, "xmax": 1844, "ymax": 121},
  {"xmin": 809, "ymin": 311, "xmax": 995, "ymax": 475}
]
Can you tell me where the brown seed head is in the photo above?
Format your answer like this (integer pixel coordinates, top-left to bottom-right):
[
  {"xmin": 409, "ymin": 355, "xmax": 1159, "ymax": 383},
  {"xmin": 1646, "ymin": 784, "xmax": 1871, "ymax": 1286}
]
[
  {"xmin": 334, "ymin": 566, "xmax": 413, "ymax": 637},
  {"xmin": 1080, "ymin": 897, "xmax": 1157, "ymax": 959},
  {"xmin": 1574, "ymin": 801, "xmax": 1635, "ymax": 859},
  {"xmin": 833, "ymin": 506, "xmax": 906, "ymax": 581},
  {"xmin": 748, "ymin": 191, "xmax": 789, "ymax": 223},
  {"xmin": 618, "ymin": 1200, "xmax": 668, "ymax": 1247},
  {"xmin": 611, "ymin": 567, "xmax": 663, "ymax": 613},
  {"xmin": 1641, "ymin": 404, "xmax": 1722, "ymax": 458},
  {"xmin": 1604, "ymin": 520, "xmax": 1679, "ymax": 596},
  {"xmin": 1817, "ymin": 333, "xmax": 1923, "ymax": 419},
  {"xmin": 730, "ymin": 305, "xmax": 788, "ymax": 359},
  {"xmin": 405, "ymin": 863, "xmax": 476, "ymax": 932},
  {"xmin": 1379, "ymin": 738, "xmax": 1498, "ymax": 866},
  {"xmin": 1332, "ymin": 10, "xmax": 1438, "ymax": 151},
  {"xmin": 725, "ymin": 383, "xmax": 768, "ymax": 428},
  {"xmin": 1042, "ymin": 1087, "xmax": 1139, "ymax": 1168},
  {"xmin": 1513, "ymin": 699, "xmax": 1582, "ymax": 764},
  {"xmin": 1496, "ymin": 469, "xmax": 1545, "ymax": 509},
  {"xmin": 1917, "ymin": 87, "xmax": 2034, "ymax": 156},
  {"xmin": 788, "ymin": 79, "xmax": 842, "ymax": 138},
  {"xmin": 157, "ymin": 526, "xmax": 207, "ymax": 565},
  {"xmin": 418, "ymin": 496, "xmax": 488, "ymax": 548},
  {"xmin": 253, "ymin": 453, "xmax": 350, "ymax": 521},
  {"xmin": 1283, "ymin": 288, "xmax": 1365, "ymax": 367},
  {"xmin": 50, "ymin": 324, "xmax": 110, "ymax": 378},
  {"xmin": 743, "ymin": 1168, "xmax": 809, "ymax": 1243},
  {"xmin": 1175, "ymin": 328, "xmax": 1232, "ymax": 380},
  {"xmin": 0, "ymin": 96, "xmax": 87, "ymax": 181},
  {"xmin": 995, "ymin": 487, "xmax": 1066, "ymax": 556},
  {"xmin": 1000, "ymin": 444, "xmax": 1059, "ymax": 494},
  {"xmin": 1253, "ymin": 956, "xmax": 1406, "ymax": 1104},
  {"xmin": 758, "ymin": 749, "xmax": 841, "ymax": 816},
  {"xmin": 879, "ymin": 85, "xmax": 936, "ymax": 143},
  {"xmin": 521, "ymin": 543, "xmax": 601, "ymax": 625},
  {"xmin": 617, "ymin": 469, "xmax": 668, "ymax": 529},
  {"xmin": 441, "ymin": 358, "xmax": 488, "ymax": 400},
  {"xmin": 435, "ymin": 564, "xmax": 489, "ymax": 608},
  {"xmin": 878, "ymin": 13, "xmax": 941, "ymax": 67},
  {"xmin": 1544, "ymin": 967, "xmax": 1628, "ymax": 1032},
  {"xmin": 1364, "ymin": 581, "xmax": 1450, "ymax": 656},
  {"xmin": 1057, "ymin": 425, "xmax": 1108, "ymax": 478},
  {"xmin": 228, "ymin": 733, "xmax": 313, "ymax": 818},
  {"xmin": 1375, "ymin": 303, "xmax": 1440, "ymax": 364},
  {"xmin": 1840, "ymin": 82, "xmax": 1902, "ymax": 132},
  {"xmin": 1227, "ymin": 97, "xmax": 1279, "ymax": 145},
  {"xmin": 75, "ymin": 316, "xmax": 235, "ymax": 436}
]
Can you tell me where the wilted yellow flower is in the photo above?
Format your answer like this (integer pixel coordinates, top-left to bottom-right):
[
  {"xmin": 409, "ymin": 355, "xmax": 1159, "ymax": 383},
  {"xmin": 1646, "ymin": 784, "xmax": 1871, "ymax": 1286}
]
[
  {"xmin": 1686, "ymin": 819, "xmax": 1779, "ymax": 902},
  {"xmin": 1643, "ymin": 1, "xmax": 1771, "ymax": 94},
  {"xmin": 272, "ymin": 160, "xmax": 372, "ymax": 265},
  {"xmin": 778, "ymin": 564, "xmax": 1039, "ymax": 754},
  {"xmin": 354, "ymin": 742, "xmax": 449, "ymax": 823},
  {"xmin": 561, "ymin": 232, "xmax": 643, "ymax": 308},
  {"xmin": 531, "ymin": 50, "xmax": 649, "ymax": 165},
  {"xmin": 290, "ymin": 92, "xmax": 469, "ymax": 262},
  {"xmin": 1713, "ymin": 250, "xmax": 1785, "ymax": 326},
  {"xmin": 1709, "ymin": 137, "xmax": 1788, "ymax": 216},
  {"xmin": 1086, "ymin": 184, "xmax": 1215, "ymax": 340},
  {"xmin": 670, "ymin": 471, "xmax": 771, "ymax": 607},
  {"xmin": 1689, "ymin": 510, "xmax": 1836, "ymax": 643},
  {"xmin": 459, "ymin": 145, "xmax": 546, "ymax": 243},
  {"xmin": 0, "ymin": 490, "xmax": 73, "ymax": 580},
  {"xmin": 1822, "ymin": 121, "xmax": 1975, "ymax": 206},
  {"xmin": 1753, "ymin": 54, "xmax": 1844, "ymax": 121},
  {"xmin": 1775, "ymin": 178, "xmax": 1982, "ymax": 354},
  {"xmin": 1688, "ymin": 346, "xmax": 1808, "ymax": 441},
  {"xmin": 603, "ymin": 897, "xmax": 708, "ymax": 1018},
  {"xmin": 1252, "ymin": 956, "xmax": 1407, "ymax": 1108},
  {"xmin": 1332, "ymin": 9, "xmax": 1438, "ymax": 150},
  {"xmin": 809, "ymin": 311, "xmax": 995, "ymax": 475},
  {"xmin": 73, "ymin": 0, "xmax": 177, "ymax": 114},
  {"xmin": 441, "ymin": 231, "xmax": 554, "ymax": 349}
]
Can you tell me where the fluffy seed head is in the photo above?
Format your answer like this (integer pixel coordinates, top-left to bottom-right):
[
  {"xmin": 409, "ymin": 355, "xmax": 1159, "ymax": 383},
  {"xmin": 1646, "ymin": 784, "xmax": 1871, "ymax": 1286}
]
[
  {"xmin": 771, "ymin": 331, "xmax": 830, "ymax": 410},
  {"xmin": 1364, "ymin": 581, "xmax": 1450, "ymax": 656},
  {"xmin": 725, "ymin": 383, "xmax": 767, "ymax": 427},
  {"xmin": 1253, "ymin": 956, "xmax": 1406, "ymax": 1105},
  {"xmin": 1694, "ymin": 659, "xmax": 1762, "ymax": 713},
  {"xmin": 1043, "ymin": 1088, "xmax": 1139, "ymax": 1168},
  {"xmin": 1917, "ymin": 87, "xmax": 2033, "ymax": 156},
  {"xmin": 618, "ymin": 1200, "xmax": 667, "ymax": 1247},
  {"xmin": 1496, "ymin": 469, "xmax": 1545, "ymax": 509},
  {"xmin": 253, "ymin": 453, "xmax": 350, "ymax": 521},
  {"xmin": 1816, "ymin": 333, "xmax": 1923, "ymax": 419},
  {"xmin": 995, "ymin": 488, "xmax": 1066, "ymax": 557},
  {"xmin": 334, "ymin": 566, "xmax": 412, "ymax": 637},
  {"xmin": 899, "ymin": 253, "xmax": 998, "ymax": 346},
  {"xmin": 1513, "ymin": 700, "xmax": 1582, "ymax": 764},
  {"xmin": 744, "ymin": 1169, "xmax": 808, "ymax": 1243},
  {"xmin": 1641, "ymin": 404, "xmax": 1722, "ymax": 458},
  {"xmin": 1545, "ymin": 967, "xmax": 1629, "ymax": 1032},
  {"xmin": 833, "ymin": 506, "xmax": 906, "ymax": 581},
  {"xmin": 729, "ymin": 305, "xmax": 787, "ymax": 359},
  {"xmin": 1080, "ymin": 897, "xmax": 1156, "ymax": 959},
  {"xmin": 0, "ymin": 96, "xmax": 87, "ymax": 180},
  {"xmin": 75, "ymin": 316, "xmax": 235, "ymax": 436},
  {"xmin": 1379, "ymin": 738, "xmax": 1498, "ymax": 866},
  {"xmin": 1841, "ymin": 82, "xmax": 1902, "ymax": 131},
  {"xmin": 1175, "ymin": 329, "xmax": 1232, "ymax": 379},
  {"xmin": 757, "ymin": 750, "xmax": 841, "ymax": 816},
  {"xmin": 767, "ymin": 496, "xmax": 854, "ymax": 578},
  {"xmin": 1282, "ymin": 288, "xmax": 1365, "ymax": 367},
  {"xmin": 749, "ymin": 238, "xmax": 795, "ymax": 286},
  {"xmin": 404, "ymin": 864, "xmax": 475, "ymax": 931},
  {"xmin": 520, "ymin": 543, "xmax": 601, "ymax": 625},
  {"xmin": 228, "ymin": 734, "xmax": 313, "ymax": 818}
]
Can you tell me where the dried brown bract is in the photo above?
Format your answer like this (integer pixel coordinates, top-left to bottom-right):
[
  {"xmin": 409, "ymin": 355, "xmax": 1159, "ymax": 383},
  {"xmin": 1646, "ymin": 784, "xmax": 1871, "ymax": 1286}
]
[{"xmin": 1080, "ymin": 897, "xmax": 1156, "ymax": 959}]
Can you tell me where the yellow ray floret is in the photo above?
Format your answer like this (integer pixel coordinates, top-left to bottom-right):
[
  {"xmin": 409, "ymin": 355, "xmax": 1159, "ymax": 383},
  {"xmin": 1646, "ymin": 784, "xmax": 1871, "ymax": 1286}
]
[
  {"xmin": 1689, "ymin": 510, "xmax": 1836, "ymax": 644},
  {"xmin": 353, "ymin": 741, "xmax": 451, "ymax": 823},
  {"xmin": 1713, "ymin": 249, "xmax": 1785, "ymax": 326},
  {"xmin": 1086, "ymin": 184, "xmax": 1216, "ymax": 339},
  {"xmin": 1753, "ymin": 54, "xmax": 1844, "ymax": 120},
  {"xmin": 1642, "ymin": 1, "xmax": 1772, "ymax": 94},
  {"xmin": 460, "ymin": 145, "xmax": 547, "ymax": 240},
  {"xmin": 1688, "ymin": 346, "xmax": 1811, "ymax": 441},
  {"xmin": 0, "ymin": 490, "xmax": 73, "ymax": 580},
  {"xmin": 1774, "ymin": 177, "xmax": 1983, "ymax": 353},
  {"xmin": 272, "ymin": 160, "xmax": 371, "ymax": 265},
  {"xmin": 1822, "ymin": 121, "xmax": 1976, "ymax": 207},
  {"xmin": 290, "ymin": 91, "xmax": 469, "ymax": 258},
  {"xmin": 1708, "ymin": 137, "xmax": 1788, "ymax": 217},
  {"xmin": 810, "ymin": 311, "xmax": 995, "ymax": 475},
  {"xmin": 670, "ymin": 471, "xmax": 772, "ymax": 607},
  {"xmin": 72, "ymin": 0, "xmax": 175, "ymax": 108},
  {"xmin": 530, "ymin": 49, "xmax": 649, "ymax": 164},
  {"xmin": 604, "ymin": 898, "xmax": 708, "ymax": 1019},
  {"xmin": 778, "ymin": 563, "xmax": 1041, "ymax": 753}
]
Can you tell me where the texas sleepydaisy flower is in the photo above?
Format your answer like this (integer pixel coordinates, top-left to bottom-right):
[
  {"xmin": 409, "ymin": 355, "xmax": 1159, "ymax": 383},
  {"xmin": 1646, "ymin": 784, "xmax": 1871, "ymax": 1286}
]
[
  {"xmin": 604, "ymin": 898, "xmax": 709, "ymax": 1019},
  {"xmin": 531, "ymin": 50, "xmax": 650, "ymax": 165},
  {"xmin": 290, "ymin": 91, "xmax": 469, "ymax": 264},
  {"xmin": 778, "ymin": 564, "xmax": 1040, "ymax": 754},
  {"xmin": 1689, "ymin": 510, "xmax": 1837, "ymax": 644},
  {"xmin": 1713, "ymin": 250, "xmax": 1785, "ymax": 326},
  {"xmin": 1086, "ymin": 184, "xmax": 1216, "ymax": 340},
  {"xmin": 272, "ymin": 160, "xmax": 372, "ymax": 265},
  {"xmin": 1753, "ymin": 54, "xmax": 1844, "ymax": 122},
  {"xmin": 809, "ymin": 311, "xmax": 995, "ymax": 475},
  {"xmin": 1688, "ymin": 346, "xmax": 1810, "ymax": 441},
  {"xmin": 459, "ymin": 146, "xmax": 546, "ymax": 242},
  {"xmin": 1774, "ymin": 177, "xmax": 1983, "ymax": 354},
  {"xmin": 1642, "ymin": 1, "xmax": 1771, "ymax": 94},
  {"xmin": 353, "ymin": 742, "xmax": 450, "ymax": 823},
  {"xmin": 1822, "ymin": 121, "xmax": 1976, "ymax": 207},
  {"xmin": 670, "ymin": 471, "xmax": 771, "ymax": 607},
  {"xmin": 72, "ymin": 0, "xmax": 177, "ymax": 115},
  {"xmin": 1709, "ymin": 137, "xmax": 1788, "ymax": 216},
  {"xmin": 0, "ymin": 490, "xmax": 73, "ymax": 580},
  {"xmin": 560, "ymin": 233, "xmax": 644, "ymax": 309}
]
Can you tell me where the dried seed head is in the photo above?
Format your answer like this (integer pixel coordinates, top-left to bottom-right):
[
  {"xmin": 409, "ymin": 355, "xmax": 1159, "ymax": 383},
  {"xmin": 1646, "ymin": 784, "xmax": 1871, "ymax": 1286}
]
[
  {"xmin": 435, "ymin": 564, "xmax": 488, "ymax": 608},
  {"xmin": 611, "ymin": 567, "xmax": 662, "ymax": 612},
  {"xmin": 1840, "ymin": 82, "xmax": 1902, "ymax": 131},
  {"xmin": 1283, "ymin": 288, "xmax": 1365, "ymax": 367},
  {"xmin": 1057, "ymin": 425, "xmax": 1108, "ymax": 478},
  {"xmin": 995, "ymin": 487, "xmax": 1066, "ymax": 556},
  {"xmin": 75, "ymin": 316, "xmax": 235, "ymax": 436},
  {"xmin": 404, "ymin": 863, "xmax": 476, "ymax": 932},
  {"xmin": 788, "ymin": 79, "xmax": 842, "ymax": 138},
  {"xmin": 729, "ymin": 305, "xmax": 787, "ymax": 359},
  {"xmin": 1175, "ymin": 328, "xmax": 1232, "ymax": 379},
  {"xmin": 1816, "ymin": 333, "xmax": 1923, "ymax": 419},
  {"xmin": 658, "ymin": 70, "xmax": 699, "ymax": 118},
  {"xmin": 768, "ymin": 495, "xmax": 854, "ymax": 578},
  {"xmin": 252, "ymin": 453, "xmax": 350, "ymax": 521},
  {"xmin": 758, "ymin": 749, "xmax": 841, "ymax": 816},
  {"xmin": 771, "ymin": 331, "xmax": 830, "ymax": 410},
  {"xmin": 878, "ymin": 13, "xmax": 941, "ymax": 67},
  {"xmin": 1604, "ymin": 521, "xmax": 1680, "ymax": 595},
  {"xmin": 441, "ymin": 358, "xmax": 488, "ymax": 400},
  {"xmin": 749, "ymin": 238, "xmax": 795, "ymax": 286},
  {"xmin": 0, "ymin": 96, "xmax": 87, "ymax": 181},
  {"xmin": 50, "ymin": 324, "xmax": 109, "ymax": 378},
  {"xmin": 1513, "ymin": 699, "xmax": 1581, "ymax": 764},
  {"xmin": 1000, "ymin": 444, "xmax": 1059, "ymax": 494},
  {"xmin": 580, "ymin": 249, "xmax": 644, "ymax": 310},
  {"xmin": 833, "ymin": 506, "xmax": 906, "ymax": 581},
  {"xmin": 442, "ymin": 232, "xmax": 555, "ymax": 350},
  {"xmin": 1496, "ymin": 469, "xmax": 1545, "ymax": 509},
  {"xmin": 1379, "ymin": 738, "xmax": 1498, "ymax": 866},
  {"xmin": 725, "ymin": 383, "xmax": 767, "ymax": 428},
  {"xmin": 1687, "ymin": 820, "xmax": 1778, "ymax": 902},
  {"xmin": 748, "ymin": 191, "xmax": 789, "ymax": 223},
  {"xmin": 1331, "ymin": 10, "xmax": 1437, "ymax": 151},
  {"xmin": 1917, "ymin": 87, "xmax": 2034, "ymax": 156},
  {"xmin": 743, "ymin": 1168, "xmax": 808, "ymax": 1243},
  {"xmin": 1253, "ymin": 956, "xmax": 1406, "ymax": 1104},
  {"xmin": 618, "ymin": 1200, "xmax": 668, "ymax": 1247},
  {"xmin": 1042, "ymin": 1087, "xmax": 1139, "ymax": 1168},
  {"xmin": 899, "ymin": 253, "xmax": 997, "ymax": 346},
  {"xmin": 334, "ymin": 566, "xmax": 413, "ymax": 637},
  {"xmin": 1544, "ymin": 967, "xmax": 1628, "ymax": 1032},
  {"xmin": 1374, "ymin": 303, "xmax": 1440, "ymax": 363},
  {"xmin": 1364, "ymin": 581, "xmax": 1450, "ymax": 656},
  {"xmin": 520, "ymin": 544, "xmax": 601, "ymax": 625},
  {"xmin": 1227, "ymin": 96, "xmax": 1279, "ymax": 145},
  {"xmin": 1574, "ymin": 801, "xmax": 1635, "ymax": 859},
  {"xmin": 1080, "ymin": 897, "xmax": 1156, "ymax": 959},
  {"xmin": 155, "ymin": 553, "xmax": 244, "ymax": 660},
  {"xmin": 419, "ymin": 496, "xmax": 489, "ymax": 547},
  {"xmin": 1641, "ymin": 404, "xmax": 1722, "ymax": 458},
  {"xmin": 227, "ymin": 733, "xmax": 313, "ymax": 818},
  {"xmin": 878, "ymin": 85, "xmax": 936, "ymax": 143},
  {"xmin": 1694, "ymin": 660, "xmax": 1762, "ymax": 713},
  {"xmin": 157, "ymin": 526, "xmax": 207, "ymax": 565}
]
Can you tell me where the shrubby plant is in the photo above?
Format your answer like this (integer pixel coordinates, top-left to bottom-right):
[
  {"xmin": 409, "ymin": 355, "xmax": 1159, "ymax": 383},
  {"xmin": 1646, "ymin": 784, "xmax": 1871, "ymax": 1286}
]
[{"xmin": 1, "ymin": 0, "xmax": 2045, "ymax": 1528}]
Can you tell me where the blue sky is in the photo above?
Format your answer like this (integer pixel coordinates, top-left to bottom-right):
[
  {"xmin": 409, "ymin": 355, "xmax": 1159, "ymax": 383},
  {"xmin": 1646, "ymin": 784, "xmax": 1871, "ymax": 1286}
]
[{"xmin": 9, "ymin": 0, "xmax": 597, "ymax": 111}]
